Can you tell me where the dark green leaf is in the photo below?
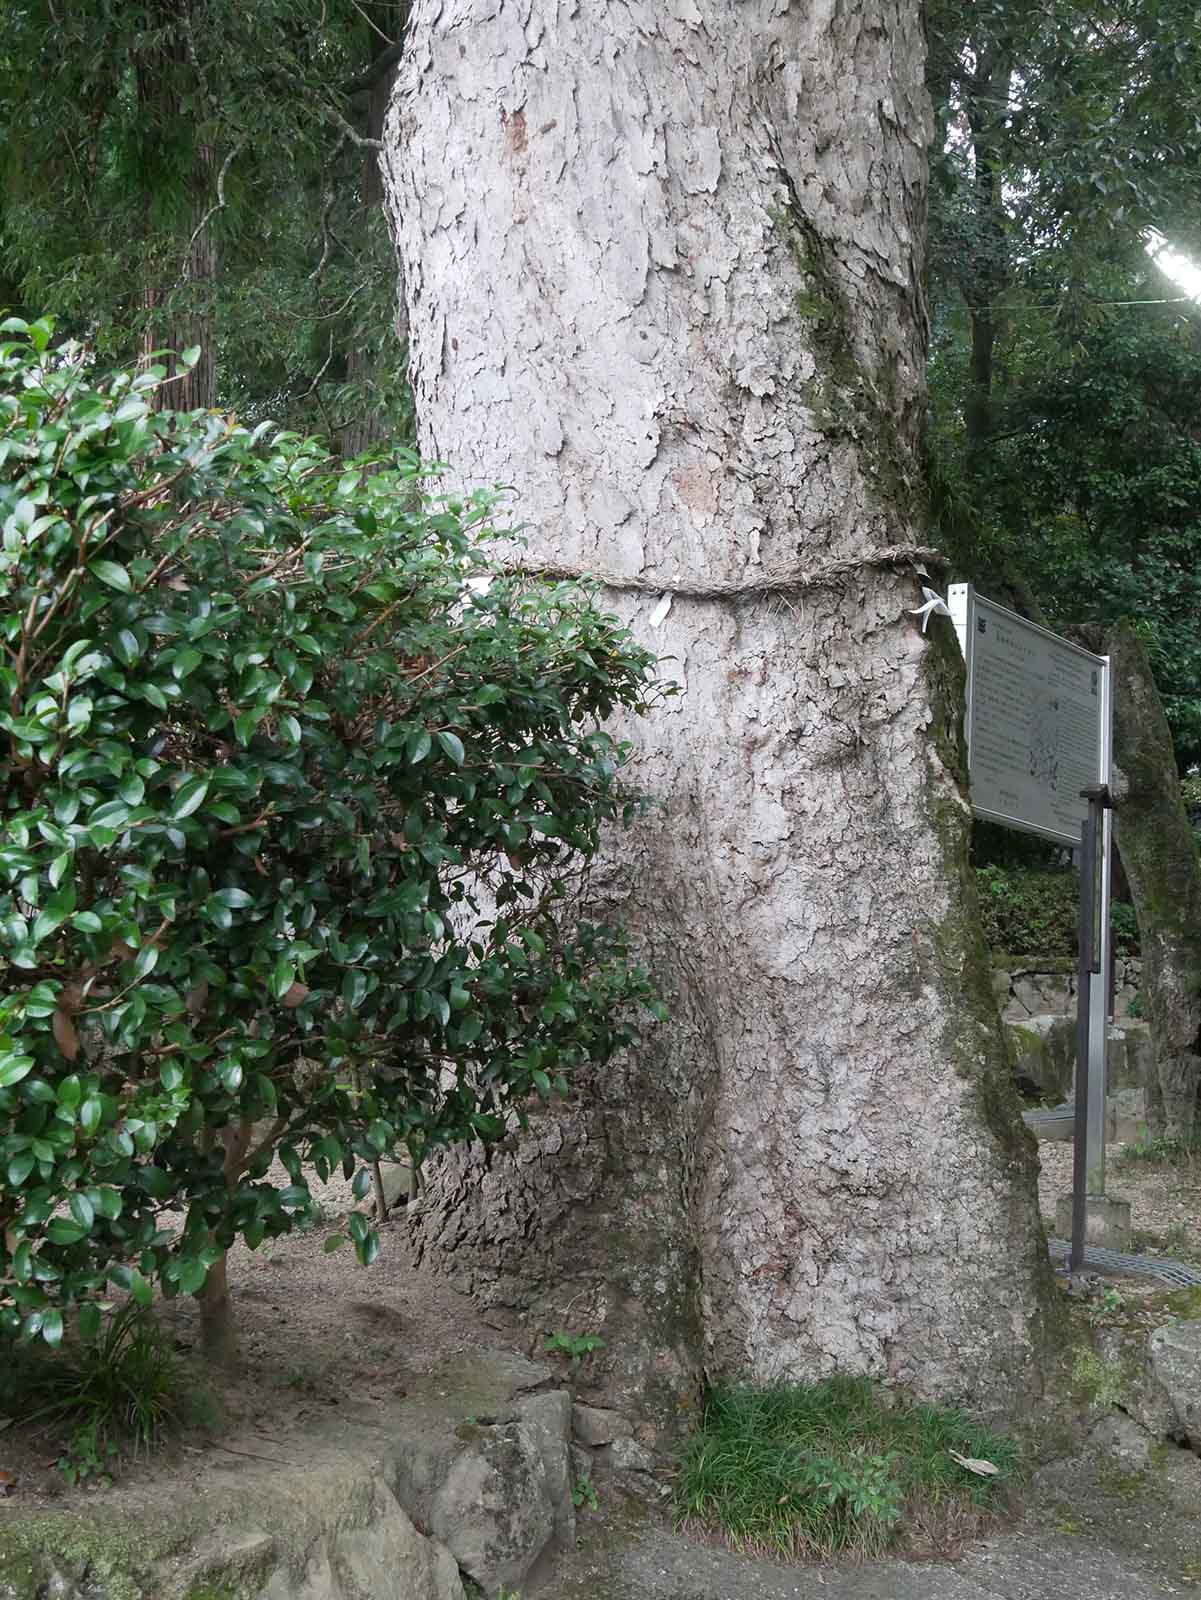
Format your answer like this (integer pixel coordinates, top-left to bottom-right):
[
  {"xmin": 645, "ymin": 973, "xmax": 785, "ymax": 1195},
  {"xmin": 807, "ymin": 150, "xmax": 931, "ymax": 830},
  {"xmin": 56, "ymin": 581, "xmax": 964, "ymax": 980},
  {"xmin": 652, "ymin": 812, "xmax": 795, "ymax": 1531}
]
[{"xmin": 89, "ymin": 560, "xmax": 132, "ymax": 592}]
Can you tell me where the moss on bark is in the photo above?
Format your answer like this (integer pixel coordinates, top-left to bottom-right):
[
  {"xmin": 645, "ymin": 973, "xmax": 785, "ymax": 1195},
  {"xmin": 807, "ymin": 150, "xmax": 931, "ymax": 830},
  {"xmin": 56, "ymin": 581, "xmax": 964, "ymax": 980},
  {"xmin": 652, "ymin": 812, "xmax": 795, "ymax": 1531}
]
[{"xmin": 917, "ymin": 619, "xmax": 1063, "ymax": 1360}]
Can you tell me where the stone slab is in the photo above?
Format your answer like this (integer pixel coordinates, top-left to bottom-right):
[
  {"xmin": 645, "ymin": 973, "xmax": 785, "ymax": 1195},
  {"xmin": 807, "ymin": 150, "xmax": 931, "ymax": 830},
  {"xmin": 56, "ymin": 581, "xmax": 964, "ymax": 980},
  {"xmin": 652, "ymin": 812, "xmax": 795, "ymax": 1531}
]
[{"xmin": 1054, "ymin": 1194, "xmax": 1132, "ymax": 1250}]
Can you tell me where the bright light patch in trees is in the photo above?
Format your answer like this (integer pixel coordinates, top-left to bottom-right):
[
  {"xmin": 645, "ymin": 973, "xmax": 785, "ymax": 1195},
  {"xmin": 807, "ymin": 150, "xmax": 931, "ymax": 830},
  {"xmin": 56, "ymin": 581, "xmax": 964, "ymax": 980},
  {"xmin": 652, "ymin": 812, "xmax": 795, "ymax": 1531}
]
[{"xmin": 1145, "ymin": 230, "xmax": 1201, "ymax": 303}]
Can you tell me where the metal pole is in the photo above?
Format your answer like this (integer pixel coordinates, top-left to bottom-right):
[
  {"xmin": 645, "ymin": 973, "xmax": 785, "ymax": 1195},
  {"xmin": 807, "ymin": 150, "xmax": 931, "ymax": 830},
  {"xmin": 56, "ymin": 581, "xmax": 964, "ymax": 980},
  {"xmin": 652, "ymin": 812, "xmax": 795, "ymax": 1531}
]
[
  {"xmin": 1087, "ymin": 801, "xmax": 1112, "ymax": 1193},
  {"xmin": 1072, "ymin": 784, "xmax": 1113, "ymax": 1271},
  {"xmin": 1086, "ymin": 656, "xmax": 1114, "ymax": 1195},
  {"xmin": 1070, "ymin": 804, "xmax": 1098, "ymax": 1272}
]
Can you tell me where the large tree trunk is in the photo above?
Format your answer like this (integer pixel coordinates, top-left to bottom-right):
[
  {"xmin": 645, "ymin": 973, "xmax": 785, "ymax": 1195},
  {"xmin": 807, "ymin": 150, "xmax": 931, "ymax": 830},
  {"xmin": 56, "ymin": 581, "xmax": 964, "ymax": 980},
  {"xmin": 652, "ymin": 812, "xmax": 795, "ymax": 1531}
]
[
  {"xmin": 1105, "ymin": 624, "xmax": 1201, "ymax": 1136},
  {"xmin": 383, "ymin": 0, "xmax": 1054, "ymax": 1427}
]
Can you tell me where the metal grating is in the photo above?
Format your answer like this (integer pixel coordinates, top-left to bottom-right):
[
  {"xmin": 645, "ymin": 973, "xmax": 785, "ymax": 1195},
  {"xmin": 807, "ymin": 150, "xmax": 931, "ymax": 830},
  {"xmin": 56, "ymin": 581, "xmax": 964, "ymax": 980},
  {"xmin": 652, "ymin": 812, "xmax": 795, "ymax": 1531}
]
[{"xmin": 1049, "ymin": 1237, "xmax": 1201, "ymax": 1286}]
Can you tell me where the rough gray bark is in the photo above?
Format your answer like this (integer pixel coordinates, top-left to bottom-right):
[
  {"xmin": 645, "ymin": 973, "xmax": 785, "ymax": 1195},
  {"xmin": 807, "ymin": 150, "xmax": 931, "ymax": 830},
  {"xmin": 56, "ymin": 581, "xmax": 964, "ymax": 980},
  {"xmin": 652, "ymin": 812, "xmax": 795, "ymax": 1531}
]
[
  {"xmin": 383, "ymin": 0, "xmax": 1054, "ymax": 1425},
  {"xmin": 1105, "ymin": 624, "xmax": 1201, "ymax": 1138}
]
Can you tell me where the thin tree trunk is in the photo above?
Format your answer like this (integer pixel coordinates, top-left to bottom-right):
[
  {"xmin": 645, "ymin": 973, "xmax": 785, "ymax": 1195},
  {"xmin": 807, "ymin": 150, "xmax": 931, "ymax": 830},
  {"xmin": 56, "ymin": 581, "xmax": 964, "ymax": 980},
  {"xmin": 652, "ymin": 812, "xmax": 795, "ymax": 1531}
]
[
  {"xmin": 196, "ymin": 1120, "xmax": 253, "ymax": 1367},
  {"xmin": 384, "ymin": 0, "xmax": 1054, "ymax": 1429},
  {"xmin": 198, "ymin": 1251, "xmax": 237, "ymax": 1368},
  {"xmin": 962, "ymin": 48, "xmax": 1013, "ymax": 469},
  {"xmin": 141, "ymin": 158, "xmax": 218, "ymax": 412},
  {"xmin": 1103, "ymin": 624, "xmax": 1201, "ymax": 1136},
  {"xmin": 136, "ymin": 1, "xmax": 218, "ymax": 410},
  {"xmin": 340, "ymin": 10, "xmax": 408, "ymax": 457}
]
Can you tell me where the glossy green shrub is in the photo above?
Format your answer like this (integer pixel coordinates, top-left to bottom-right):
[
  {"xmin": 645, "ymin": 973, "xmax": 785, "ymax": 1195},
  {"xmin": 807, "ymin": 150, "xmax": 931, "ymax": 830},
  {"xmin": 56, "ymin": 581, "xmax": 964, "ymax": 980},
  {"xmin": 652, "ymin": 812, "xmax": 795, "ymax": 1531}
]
[{"xmin": 0, "ymin": 319, "xmax": 663, "ymax": 1343}]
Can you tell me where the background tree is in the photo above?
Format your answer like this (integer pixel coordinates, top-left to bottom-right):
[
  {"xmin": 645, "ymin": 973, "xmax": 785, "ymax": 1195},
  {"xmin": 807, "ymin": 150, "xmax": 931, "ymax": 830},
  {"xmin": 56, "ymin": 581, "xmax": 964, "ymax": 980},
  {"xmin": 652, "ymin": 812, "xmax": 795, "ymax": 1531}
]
[
  {"xmin": 0, "ymin": 322, "xmax": 659, "ymax": 1363},
  {"xmin": 0, "ymin": 0, "xmax": 411, "ymax": 439},
  {"xmin": 925, "ymin": 0, "xmax": 1201, "ymax": 1132},
  {"xmin": 383, "ymin": 0, "xmax": 1056, "ymax": 1429}
]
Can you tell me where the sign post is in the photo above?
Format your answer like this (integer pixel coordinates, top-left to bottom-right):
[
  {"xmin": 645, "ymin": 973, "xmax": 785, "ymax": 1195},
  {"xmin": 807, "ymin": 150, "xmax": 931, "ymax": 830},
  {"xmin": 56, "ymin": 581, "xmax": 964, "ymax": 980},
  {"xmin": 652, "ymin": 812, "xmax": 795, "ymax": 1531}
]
[{"xmin": 944, "ymin": 585, "xmax": 1113, "ymax": 1266}]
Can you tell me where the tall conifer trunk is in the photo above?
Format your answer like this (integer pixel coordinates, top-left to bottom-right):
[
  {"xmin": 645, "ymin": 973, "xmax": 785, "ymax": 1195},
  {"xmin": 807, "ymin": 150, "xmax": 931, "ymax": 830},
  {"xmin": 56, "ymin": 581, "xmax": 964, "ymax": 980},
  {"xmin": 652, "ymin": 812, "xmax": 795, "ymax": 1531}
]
[
  {"xmin": 137, "ymin": 0, "xmax": 217, "ymax": 410},
  {"xmin": 383, "ymin": 0, "xmax": 1054, "ymax": 1426}
]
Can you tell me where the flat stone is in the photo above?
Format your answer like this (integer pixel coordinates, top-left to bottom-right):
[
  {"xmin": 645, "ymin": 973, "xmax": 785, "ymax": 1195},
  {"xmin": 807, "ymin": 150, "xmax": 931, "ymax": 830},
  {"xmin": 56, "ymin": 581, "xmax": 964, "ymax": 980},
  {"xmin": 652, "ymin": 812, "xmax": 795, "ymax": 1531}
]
[
  {"xmin": 609, "ymin": 1437, "xmax": 658, "ymax": 1475},
  {"xmin": 1054, "ymin": 1194, "xmax": 1132, "ymax": 1250},
  {"xmin": 1089, "ymin": 1412, "xmax": 1154, "ymax": 1469},
  {"xmin": 573, "ymin": 1403, "xmax": 634, "ymax": 1446}
]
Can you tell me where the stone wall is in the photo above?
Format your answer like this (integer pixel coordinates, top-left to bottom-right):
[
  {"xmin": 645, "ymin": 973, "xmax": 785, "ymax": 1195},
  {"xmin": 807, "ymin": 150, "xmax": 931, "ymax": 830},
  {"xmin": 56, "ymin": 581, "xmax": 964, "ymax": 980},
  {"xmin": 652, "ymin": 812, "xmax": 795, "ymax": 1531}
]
[
  {"xmin": 996, "ymin": 958, "xmax": 1152, "ymax": 1137},
  {"xmin": 994, "ymin": 958, "xmax": 1143, "ymax": 1023}
]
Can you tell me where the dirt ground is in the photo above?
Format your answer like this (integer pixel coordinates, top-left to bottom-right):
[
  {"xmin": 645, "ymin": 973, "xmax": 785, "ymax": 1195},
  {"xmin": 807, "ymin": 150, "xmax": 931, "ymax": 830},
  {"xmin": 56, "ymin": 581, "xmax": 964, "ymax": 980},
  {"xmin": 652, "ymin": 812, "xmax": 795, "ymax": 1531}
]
[
  {"xmin": 3, "ymin": 1133, "xmax": 1200, "ymax": 1530},
  {"xmin": 0, "ymin": 1162, "xmax": 532, "ymax": 1510}
]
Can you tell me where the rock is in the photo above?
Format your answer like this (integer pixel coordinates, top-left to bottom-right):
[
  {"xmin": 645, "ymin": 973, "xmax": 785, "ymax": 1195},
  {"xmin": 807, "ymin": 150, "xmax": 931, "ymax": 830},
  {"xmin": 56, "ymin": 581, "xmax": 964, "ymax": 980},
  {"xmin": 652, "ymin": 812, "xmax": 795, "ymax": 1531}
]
[
  {"xmin": 36, "ymin": 1568, "xmax": 85, "ymax": 1600},
  {"xmin": 1005, "ymin": 1013, "xmax": 1076, "ymax": 1102},
  {"xmin": 572, "ymin": 1403, "xmax": 634, "ymax": 1447},
  {"xmin": 1109, "ymin": 1085, "xmax": 1147, "ymax": 1142},
  {"xmin": 1054, "ymin": 1194, "xmax": 1132, "ymax": 1250},
  {"xmin": 1124, "ymin": 1023, "xmax": 1156, "ymax": 1093},
  {"xmin": 515, "ymin": 1390, "xmax": 576, "ymax": 1551},
  {"xmin": 609, "ymin": 1437, "xmax": 658, "ymax": 1475},
  {"xmin": 0, "ymin": 1350, "xmax": 571, "ymax": 1600},
  {"xmin": 260, "ymin": 1545, "xmax": 338, "ymax": 1600},
  {"xmin": 331, "ymin": 1488, "xmax": 466, "ymax": 1600},
  {"xmin": 1148, "ymin": 1319, "xmax": 1201, "ymax": 1446},
  {"xmin": 377, "ymin": 1161, "xmax": 414, "ymax": 1210},
  {"xmin": 1009, "ymin": 972, "xmax": 1074, "ymax": 1018},
  {"xmin": 257, "ymin": 1484, "xmax": 466, "ymax": 1600},
  {"xmin": 1090, "ymin": 1412, "xmax": 1154, "ymax": 1469},
  {"xmin": 175, "ymin": 1528, "xmax": 277, "ymax": 1597},
  {"xmin": 382, "ymin": 1352, "xmax": 572, "ymax": 1593},
  {"xmin": 1009, "ymin": 977, "xmax": 1040, "ymax": 1018},
  {"xmin": 428, "ymin": 1417, "xmax": 555, "ymax": 1594}
]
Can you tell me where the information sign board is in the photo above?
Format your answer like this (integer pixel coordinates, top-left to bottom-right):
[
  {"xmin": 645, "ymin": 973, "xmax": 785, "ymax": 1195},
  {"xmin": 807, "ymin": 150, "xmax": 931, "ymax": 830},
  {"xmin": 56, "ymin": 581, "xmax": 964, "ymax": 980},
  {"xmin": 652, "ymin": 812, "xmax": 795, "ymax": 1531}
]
[{"xmin": 947, "ymin": 584, "xmax": 1109, "ymax": 847}]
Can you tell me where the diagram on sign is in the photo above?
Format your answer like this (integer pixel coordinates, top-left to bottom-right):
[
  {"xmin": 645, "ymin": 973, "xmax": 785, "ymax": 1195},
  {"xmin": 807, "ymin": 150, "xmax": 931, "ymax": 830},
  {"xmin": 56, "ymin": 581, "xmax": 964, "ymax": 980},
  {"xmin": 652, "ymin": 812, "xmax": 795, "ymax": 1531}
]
[{"xmin": 1027, "ymin": 691, "xmax": 1061, "ymax": 792}]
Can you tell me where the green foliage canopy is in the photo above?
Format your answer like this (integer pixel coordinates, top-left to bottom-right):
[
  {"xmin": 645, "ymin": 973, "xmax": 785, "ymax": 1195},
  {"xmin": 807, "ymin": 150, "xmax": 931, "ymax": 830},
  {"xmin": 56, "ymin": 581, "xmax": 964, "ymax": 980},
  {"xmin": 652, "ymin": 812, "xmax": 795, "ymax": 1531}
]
[
  {"xmin": 926, "ymin": 0, "xmax": 1201, "ymax": 768},
  {"xmin": 0, "ymin": 321, "xmax": 661, "ymax": 1345},
  {"xmin": 0, "ymin": 0, "xmax": 407, "ymax": 435}
]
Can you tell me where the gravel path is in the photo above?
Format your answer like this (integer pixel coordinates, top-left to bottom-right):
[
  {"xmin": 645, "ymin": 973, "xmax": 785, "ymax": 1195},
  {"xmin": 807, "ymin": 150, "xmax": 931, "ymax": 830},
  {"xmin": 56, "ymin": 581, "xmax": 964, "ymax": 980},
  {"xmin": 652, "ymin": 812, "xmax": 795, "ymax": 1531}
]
[{"xmin": 1037, "ymin": 1138, "xmax": 1201, "ymax": 1260}]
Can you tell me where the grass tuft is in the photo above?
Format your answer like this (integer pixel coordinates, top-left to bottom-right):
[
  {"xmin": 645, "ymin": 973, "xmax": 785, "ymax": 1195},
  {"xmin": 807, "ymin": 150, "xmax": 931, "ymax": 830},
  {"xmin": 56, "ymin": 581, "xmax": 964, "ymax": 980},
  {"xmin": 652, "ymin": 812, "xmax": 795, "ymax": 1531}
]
[
  {"xmin": 674, "ymin": 1376, "xmax": 1020, "ymax": 1561},
  {"xmin": 1113, "ymin": 1132, "xmax": 1201, "ymax": 1172},
  {"xmin": 3, "ymin": 1302, "xmax": 188, "ymax": 1481}
]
